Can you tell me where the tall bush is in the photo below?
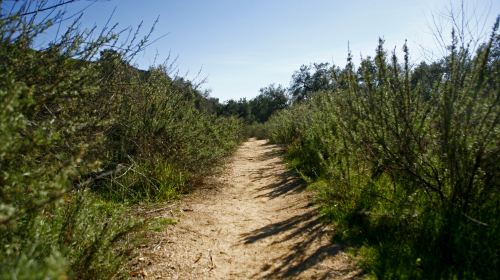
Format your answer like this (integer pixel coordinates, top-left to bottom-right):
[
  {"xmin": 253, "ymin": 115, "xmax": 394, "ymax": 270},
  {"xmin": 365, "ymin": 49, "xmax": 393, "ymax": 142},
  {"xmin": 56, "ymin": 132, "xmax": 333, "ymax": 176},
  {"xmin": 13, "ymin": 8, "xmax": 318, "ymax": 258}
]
[
  {"xmin": 0, "ymin": 1, "xmax": 243, "ymax": 278},
  {"xmin": 265, "ymin": 18, "xmax": 499, "ymax": 279}
]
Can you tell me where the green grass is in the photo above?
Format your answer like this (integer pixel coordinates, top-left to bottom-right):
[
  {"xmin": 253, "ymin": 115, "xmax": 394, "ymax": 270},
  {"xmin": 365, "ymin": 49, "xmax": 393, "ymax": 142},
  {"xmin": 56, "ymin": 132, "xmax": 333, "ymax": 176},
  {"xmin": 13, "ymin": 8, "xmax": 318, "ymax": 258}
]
[{"xmin": 148, "ymin": 217, "xmax": 178, "ymax": 232}]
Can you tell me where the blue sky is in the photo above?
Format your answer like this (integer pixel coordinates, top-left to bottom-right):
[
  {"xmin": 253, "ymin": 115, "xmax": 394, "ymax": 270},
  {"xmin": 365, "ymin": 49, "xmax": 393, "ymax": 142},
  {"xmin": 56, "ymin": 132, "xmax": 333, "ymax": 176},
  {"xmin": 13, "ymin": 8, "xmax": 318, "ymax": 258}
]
[{"xmin": 11, "ymin": 0, "xmax": 500, "ymax": 101}]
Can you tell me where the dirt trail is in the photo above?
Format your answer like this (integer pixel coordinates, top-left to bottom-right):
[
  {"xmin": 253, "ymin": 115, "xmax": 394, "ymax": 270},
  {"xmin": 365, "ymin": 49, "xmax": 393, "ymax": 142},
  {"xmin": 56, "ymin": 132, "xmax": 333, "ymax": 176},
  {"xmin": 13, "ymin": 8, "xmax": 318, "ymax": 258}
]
[{"xmin": 129, "ymin": 139, "xmax": 360, "ymax": 279}]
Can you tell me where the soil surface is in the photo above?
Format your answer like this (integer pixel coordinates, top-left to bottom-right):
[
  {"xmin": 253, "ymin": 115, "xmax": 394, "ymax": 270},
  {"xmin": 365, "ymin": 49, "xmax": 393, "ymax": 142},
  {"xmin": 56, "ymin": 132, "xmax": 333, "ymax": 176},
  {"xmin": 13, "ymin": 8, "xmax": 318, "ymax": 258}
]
[{"xmin": 129, "ymin": 139, "xmax": 361, "ymax": 279}]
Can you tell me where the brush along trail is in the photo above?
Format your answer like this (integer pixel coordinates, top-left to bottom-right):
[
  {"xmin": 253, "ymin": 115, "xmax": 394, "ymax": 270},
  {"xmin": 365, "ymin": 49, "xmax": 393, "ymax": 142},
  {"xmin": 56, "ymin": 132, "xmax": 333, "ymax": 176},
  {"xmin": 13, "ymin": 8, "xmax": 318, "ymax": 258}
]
[{"xmin": 129, "ymin": 139, "xmax": 361, "ymax": 279}]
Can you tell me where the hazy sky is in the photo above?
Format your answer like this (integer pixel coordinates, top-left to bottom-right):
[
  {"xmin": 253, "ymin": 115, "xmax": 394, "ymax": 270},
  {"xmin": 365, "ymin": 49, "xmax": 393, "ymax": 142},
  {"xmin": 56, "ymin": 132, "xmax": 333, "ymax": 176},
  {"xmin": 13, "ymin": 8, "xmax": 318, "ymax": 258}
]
[{"xmin": 18, "ymin": 0, "xmax": 500, "ymax": 101}]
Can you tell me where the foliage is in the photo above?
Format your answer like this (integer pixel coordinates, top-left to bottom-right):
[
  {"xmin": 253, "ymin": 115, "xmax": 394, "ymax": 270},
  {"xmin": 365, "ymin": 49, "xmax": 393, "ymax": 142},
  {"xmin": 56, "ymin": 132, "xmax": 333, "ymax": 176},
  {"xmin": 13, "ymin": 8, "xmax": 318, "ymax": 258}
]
[
  {"xmin": 0, "ymin": 1, "xmax": 243, "ymax": 278},
  {"xmin": 219, "ymin": 84, "xmax": 288, "ymax": 124},
  {"xmin": 289, "ymin": 62, "xmax": 340, "ymax": 102},
  {"xmin": 264, "ymin": 18, "xmax": 500, "ymax": 279}
]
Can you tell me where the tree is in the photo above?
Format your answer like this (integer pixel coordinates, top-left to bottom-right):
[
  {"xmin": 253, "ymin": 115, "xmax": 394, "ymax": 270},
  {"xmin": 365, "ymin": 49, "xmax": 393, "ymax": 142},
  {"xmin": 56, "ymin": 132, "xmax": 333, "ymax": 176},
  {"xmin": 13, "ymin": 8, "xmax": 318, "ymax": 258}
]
[
  {"xmin": 250, "ymin": 84, "xmax": 288, "ymax": 122},
  {"xmin": 289, "ymin": 63, "xmax": 336, "ymax": 102}
]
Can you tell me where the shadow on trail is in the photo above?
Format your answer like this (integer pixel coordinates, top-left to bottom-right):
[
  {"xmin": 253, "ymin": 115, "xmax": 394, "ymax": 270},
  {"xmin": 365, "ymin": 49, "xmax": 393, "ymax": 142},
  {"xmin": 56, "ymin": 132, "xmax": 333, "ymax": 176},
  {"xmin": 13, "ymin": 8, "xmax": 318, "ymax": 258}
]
[
  {"xmin": 241, "ymin": 206, "xmax": 346, "ymax": 279},
  {"xmin": 242, "ymin": 211, "xmax": 317, "ymax": 245},
  {"xmin": 251, "ymin": 147, "xmax": 306, "ymax": 200},
  {"xmin": 252, "ymin": 142, "xmax": 306, "ymax": 200},
  {"xmin": 239, "ymin": 141, "xmax": 358, "ymax": 279},
  {"xmin": 253, "ymin": 172, "xmax": 306, "ymax": 199},
  {"xmin": 256, "ymin": 146, "xmax": 283, "ymax": 161},
  {"xmin": 241, "ymin": 145, "xmax": 351, "ymax": 279}
]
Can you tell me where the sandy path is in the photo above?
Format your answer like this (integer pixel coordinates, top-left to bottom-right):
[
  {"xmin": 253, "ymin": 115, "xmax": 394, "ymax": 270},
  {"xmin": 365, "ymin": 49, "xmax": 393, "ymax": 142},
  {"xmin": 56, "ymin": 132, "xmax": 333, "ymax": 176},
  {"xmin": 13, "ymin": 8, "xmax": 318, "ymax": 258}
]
[{"xmin": 129, "ymin": 139, "xmax": 360, "ymax": 279}]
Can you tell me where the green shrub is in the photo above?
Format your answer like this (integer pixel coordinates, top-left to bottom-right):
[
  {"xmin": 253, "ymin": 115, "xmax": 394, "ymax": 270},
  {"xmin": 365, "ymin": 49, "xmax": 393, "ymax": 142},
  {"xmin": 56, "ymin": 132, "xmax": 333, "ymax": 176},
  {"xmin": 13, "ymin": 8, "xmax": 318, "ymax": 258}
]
[
  {"xmin": 0, "ymin": 2, "xmax": 243, "ymax": 278},
  {"xmin": 265, "ymin": 18, "xmax": 499, "ymax": 279}
]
